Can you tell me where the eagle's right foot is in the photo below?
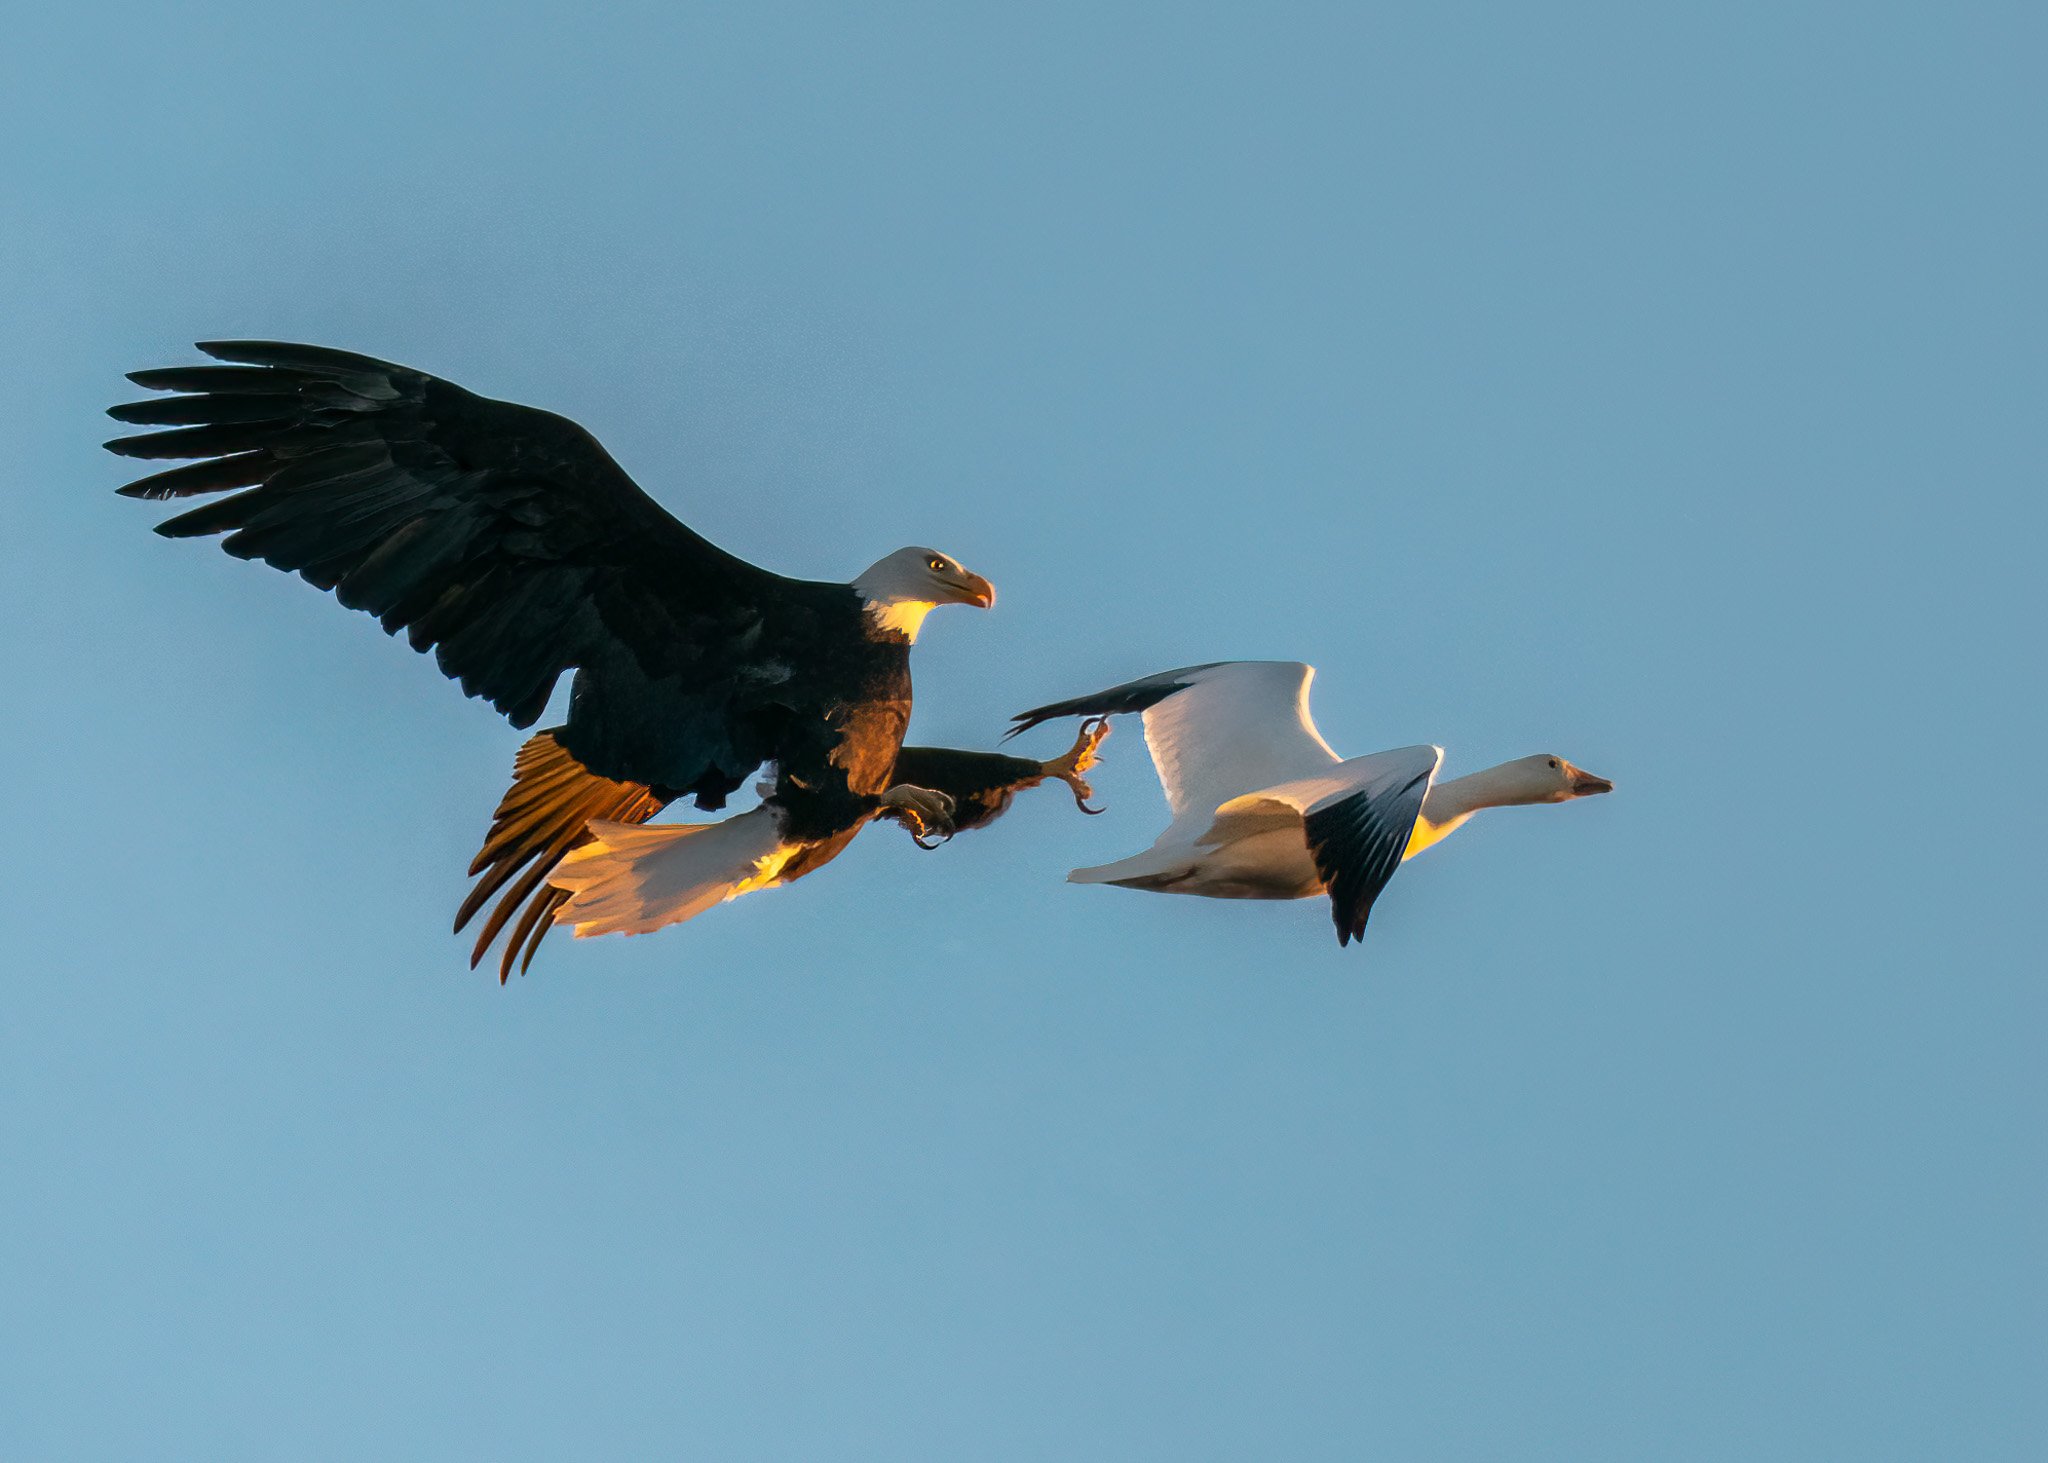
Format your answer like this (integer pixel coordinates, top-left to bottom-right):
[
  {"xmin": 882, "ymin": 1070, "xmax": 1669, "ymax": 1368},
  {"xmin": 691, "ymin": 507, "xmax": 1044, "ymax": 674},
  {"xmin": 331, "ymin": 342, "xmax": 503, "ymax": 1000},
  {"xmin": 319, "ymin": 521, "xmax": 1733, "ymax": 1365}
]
[
  {"xmin": 879, "ymin": 785, "xmax": 958, "ymax": 849},
  {"xmin": 1040, "ymin": 716, "xmax": 1112, "ymax": 814}
]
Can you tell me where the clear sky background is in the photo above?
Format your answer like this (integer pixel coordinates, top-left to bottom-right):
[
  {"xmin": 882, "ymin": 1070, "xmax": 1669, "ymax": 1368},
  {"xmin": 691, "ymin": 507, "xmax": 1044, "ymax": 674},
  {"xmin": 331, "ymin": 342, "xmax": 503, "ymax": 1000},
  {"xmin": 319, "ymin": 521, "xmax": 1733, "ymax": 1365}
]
[{"xmin": 3, "ymin": 2, "xmax": 2041, "ymax": 1458}]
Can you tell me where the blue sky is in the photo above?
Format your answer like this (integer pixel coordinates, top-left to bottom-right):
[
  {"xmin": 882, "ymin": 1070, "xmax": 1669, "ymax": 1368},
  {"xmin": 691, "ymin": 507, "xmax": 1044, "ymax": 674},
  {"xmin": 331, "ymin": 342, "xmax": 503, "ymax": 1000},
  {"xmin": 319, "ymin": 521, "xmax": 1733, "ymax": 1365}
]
[{"xmin": 3, "ymin": 2, "xmax": 2042, "ymax": 1457}]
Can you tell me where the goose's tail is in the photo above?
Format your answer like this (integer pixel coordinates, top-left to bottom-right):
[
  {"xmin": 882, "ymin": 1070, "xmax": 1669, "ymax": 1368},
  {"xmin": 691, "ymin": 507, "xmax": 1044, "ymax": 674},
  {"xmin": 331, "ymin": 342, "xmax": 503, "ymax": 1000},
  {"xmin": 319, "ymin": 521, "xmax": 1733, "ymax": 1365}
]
[
  {"xmin": 1067, "ymin": 844, "xmax": 1199, "ymax": 890},
  {"xmin": 546, "ymin": 807, "xmax": 800, "ymax": 938}
]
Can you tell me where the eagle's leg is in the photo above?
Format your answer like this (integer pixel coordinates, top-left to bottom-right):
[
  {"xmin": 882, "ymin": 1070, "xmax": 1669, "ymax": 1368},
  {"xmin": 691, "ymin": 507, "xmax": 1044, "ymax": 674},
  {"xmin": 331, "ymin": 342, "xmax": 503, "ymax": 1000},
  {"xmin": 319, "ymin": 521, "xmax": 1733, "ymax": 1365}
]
[
  {"xmin": 878, "ymin": 784, "xmax": 958, "ymax": 849},
  {"xmin": 1040, "ymin": 716, "xmax": 1113, "ymax": 814}
]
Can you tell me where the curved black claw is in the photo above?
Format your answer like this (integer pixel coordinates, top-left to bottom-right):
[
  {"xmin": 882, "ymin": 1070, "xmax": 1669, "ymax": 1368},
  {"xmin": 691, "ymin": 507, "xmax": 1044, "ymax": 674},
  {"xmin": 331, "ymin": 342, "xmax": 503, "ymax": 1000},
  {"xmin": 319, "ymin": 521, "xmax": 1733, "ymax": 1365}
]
[{"xmin": 880, "ymin": 784, "xmax": 958, "ymax": 849}]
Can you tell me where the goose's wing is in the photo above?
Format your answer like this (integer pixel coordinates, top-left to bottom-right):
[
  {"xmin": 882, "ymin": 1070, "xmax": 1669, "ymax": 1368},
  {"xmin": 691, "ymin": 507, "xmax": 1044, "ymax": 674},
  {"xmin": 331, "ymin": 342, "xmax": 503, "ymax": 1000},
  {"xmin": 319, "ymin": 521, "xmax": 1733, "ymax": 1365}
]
[
  {"xmin": 1245, "ymin": 745, "xmax": 1442, "ymax": 946},
  {"xmin": 109, "ymin": 342, "xmax": 840, "ymax": 795},
  {"xmin": 1010, "ymin": 661, "xmax": 1339, "ymax": 822}
]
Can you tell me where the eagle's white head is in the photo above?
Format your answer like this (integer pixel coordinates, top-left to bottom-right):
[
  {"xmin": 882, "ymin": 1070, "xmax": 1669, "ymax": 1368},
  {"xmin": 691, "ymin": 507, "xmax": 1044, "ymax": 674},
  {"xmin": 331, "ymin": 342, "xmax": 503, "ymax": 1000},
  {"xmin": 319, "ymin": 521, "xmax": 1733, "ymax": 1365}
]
[{"xmin": 852, "ymin": 546, "xmax": 995, "ymax": 641}]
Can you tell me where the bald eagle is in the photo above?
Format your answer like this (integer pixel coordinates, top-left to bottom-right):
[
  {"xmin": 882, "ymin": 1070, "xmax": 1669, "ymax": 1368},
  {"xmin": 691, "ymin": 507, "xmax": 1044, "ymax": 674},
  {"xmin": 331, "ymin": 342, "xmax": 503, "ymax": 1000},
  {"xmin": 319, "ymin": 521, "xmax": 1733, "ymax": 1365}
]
[{"xmin": 108, "ymin": 339, "xmax": 1094, "ymax": 972}]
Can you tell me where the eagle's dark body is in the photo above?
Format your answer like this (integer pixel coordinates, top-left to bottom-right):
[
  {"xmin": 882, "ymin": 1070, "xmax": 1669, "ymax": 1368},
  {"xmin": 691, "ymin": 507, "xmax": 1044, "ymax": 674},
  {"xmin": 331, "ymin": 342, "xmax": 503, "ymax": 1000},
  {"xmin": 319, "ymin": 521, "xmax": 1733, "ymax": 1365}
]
[{"xmin": 108, "ymin": 340, "xmax": 1081, "ymax": 974}]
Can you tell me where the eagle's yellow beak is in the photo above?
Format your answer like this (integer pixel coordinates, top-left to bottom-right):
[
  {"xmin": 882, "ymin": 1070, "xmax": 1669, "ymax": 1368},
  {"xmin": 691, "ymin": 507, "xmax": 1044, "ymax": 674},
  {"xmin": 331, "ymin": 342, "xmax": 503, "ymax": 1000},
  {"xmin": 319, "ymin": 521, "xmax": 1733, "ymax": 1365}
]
[{"xmin": 947, "ymin": 569, "xmax": 995, "ymax": 609}]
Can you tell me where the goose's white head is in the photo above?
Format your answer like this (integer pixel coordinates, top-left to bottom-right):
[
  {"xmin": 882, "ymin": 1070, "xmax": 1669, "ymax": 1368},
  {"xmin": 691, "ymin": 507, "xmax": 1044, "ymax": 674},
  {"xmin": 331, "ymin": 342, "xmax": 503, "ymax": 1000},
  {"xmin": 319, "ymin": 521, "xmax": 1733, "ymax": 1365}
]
[
  {"xmin": 1495, "ymin": 754, "xmax": 1616, "ymax": 804},
  {"xmin": 852, "ymin": 546, "xmax": 995, "ymax": 642}
]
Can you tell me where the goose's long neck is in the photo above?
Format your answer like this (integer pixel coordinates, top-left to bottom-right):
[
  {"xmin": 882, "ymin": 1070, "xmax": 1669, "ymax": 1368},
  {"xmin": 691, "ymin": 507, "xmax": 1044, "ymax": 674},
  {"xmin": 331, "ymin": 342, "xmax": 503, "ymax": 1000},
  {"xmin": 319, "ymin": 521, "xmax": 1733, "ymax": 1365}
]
[{"xmin": 1408, "ymin": 762, "xmax": 1529, "ymax": 859}]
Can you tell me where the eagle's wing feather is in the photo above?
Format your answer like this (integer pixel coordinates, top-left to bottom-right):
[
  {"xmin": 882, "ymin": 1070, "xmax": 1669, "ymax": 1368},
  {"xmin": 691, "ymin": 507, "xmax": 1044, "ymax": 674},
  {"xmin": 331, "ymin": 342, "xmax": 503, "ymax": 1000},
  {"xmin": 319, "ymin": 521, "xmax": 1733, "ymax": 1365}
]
[
  {"xmin": 456, "ymin": 730, "xmax": 671, "ymax": 981},
  {"xmin": 111, "ymin": 342, "xmax": 847, "ymax": 796}
]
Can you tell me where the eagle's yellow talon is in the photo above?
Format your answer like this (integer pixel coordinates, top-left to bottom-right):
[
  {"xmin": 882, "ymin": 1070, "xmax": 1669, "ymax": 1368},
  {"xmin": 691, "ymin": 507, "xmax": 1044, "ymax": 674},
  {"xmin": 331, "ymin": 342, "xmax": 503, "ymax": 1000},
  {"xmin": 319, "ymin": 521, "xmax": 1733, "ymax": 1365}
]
[{"xmin": 1042, "ymin": 717, "xmax": 1112, "ymax": 814}]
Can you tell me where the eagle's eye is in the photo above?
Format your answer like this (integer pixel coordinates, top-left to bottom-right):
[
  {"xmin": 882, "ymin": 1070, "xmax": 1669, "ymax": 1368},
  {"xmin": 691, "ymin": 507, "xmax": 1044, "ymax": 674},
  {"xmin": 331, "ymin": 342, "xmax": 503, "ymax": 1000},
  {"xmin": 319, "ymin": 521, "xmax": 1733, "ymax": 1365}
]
[{"xmin": 927, "ymin": 557, "xmax": 947, "ymax": 572}]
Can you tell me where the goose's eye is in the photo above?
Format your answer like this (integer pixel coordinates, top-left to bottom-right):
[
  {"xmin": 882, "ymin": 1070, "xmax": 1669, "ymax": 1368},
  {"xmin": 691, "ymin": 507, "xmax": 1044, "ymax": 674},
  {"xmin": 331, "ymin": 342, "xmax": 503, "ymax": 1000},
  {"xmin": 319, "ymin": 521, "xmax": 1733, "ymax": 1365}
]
[
  {"xmin": 1548, "ymin": 759, "xmax": 1560, "ymax": 769},
  {"xmin": 927, "ymin": 557, "xmax": 947, "ymax": 572}
]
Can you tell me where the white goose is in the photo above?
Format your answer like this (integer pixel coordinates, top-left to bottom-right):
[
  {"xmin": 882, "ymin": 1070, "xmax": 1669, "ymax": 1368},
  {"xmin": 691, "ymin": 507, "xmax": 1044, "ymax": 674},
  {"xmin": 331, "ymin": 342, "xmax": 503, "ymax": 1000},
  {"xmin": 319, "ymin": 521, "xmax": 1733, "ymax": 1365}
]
[{"xmin": 1007, "ymin": 661, "xmax": 1612, "ymax": 945}]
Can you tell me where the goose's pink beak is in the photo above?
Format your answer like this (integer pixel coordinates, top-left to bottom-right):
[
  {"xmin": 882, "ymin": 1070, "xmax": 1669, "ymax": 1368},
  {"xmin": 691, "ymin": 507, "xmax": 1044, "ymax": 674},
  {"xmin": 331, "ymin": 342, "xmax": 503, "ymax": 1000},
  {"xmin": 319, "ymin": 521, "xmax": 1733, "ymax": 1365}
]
[{"xmin": 1567, "ymin": 764, "xmax": 1614, "ymax": 796}]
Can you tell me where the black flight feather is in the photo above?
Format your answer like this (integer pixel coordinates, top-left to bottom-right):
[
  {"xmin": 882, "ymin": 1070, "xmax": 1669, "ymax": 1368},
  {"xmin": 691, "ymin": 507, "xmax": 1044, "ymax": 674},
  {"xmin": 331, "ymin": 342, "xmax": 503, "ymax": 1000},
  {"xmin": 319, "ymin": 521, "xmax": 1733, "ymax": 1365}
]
[
  {"xmin": 1302, "ymin": 764, "xmax": 1434, "ymax": 947},
  {"xmin": 111, "ymin": 339, "xmax": 928, "ymax": 892},
  {"xmin": 1006, "ymin": 663, "xmax": 1225, "ymax": 738}
]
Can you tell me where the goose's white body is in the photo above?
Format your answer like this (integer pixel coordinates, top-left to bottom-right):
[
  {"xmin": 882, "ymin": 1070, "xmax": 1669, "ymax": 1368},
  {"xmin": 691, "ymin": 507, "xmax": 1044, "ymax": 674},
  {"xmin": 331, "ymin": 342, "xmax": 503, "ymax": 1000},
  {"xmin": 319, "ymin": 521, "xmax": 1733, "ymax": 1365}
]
[
  {"xmin": 1014, "ymin": 661, "xmax": 1611, "ymax": 945},
  {"xmin": 1073, "ymin": 757, "xmax": 1482, "ymax": 897}
]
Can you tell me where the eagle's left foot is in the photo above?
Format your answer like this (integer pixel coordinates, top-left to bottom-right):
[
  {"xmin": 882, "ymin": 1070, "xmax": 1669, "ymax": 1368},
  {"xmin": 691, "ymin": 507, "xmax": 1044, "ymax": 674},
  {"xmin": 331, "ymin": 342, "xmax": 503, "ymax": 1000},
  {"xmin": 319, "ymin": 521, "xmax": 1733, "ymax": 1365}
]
[
  {"xmin": 879, "ymin": 784, "xmax": 958, "ymax": 849},
  {"xmin": 1041, "ymin": 716, "xmax": 1111, "ymax": 814}
]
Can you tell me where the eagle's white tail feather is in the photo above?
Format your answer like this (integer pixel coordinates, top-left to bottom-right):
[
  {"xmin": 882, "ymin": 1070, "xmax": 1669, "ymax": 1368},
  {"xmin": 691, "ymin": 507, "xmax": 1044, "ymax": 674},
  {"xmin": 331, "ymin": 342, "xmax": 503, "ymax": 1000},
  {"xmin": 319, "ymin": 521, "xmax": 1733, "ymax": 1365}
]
[{"xmin": 547, "ymin": 808, "xmax": 798, "ymax": 938}]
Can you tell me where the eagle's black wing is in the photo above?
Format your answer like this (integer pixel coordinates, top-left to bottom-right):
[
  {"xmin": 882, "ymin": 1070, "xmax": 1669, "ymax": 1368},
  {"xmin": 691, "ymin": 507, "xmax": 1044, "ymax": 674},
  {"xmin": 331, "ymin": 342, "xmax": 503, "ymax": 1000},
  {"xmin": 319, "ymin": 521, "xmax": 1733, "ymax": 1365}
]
[{"xmin": 110, "ymin": 341, "xmax": 850, "ymax": 798}]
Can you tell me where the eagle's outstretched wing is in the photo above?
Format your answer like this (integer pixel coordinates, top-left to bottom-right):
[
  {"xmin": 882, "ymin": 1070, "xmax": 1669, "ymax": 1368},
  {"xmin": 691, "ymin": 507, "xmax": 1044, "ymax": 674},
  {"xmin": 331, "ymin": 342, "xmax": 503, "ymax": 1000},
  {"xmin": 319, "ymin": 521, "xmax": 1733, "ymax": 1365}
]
[{"xmin": 110, "ymin": 341, "xmax": 851, "ymax": 799}]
